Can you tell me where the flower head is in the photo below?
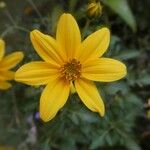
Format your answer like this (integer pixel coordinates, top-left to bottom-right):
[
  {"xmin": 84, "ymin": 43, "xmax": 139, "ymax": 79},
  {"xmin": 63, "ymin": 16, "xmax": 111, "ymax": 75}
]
[
  {"xmin": 0, "ymin": 39, "xmax": 24, "ymax": 90},
  {"xmin": 15, "ymin": 13, "xmax": 127, "ymax": 122}
]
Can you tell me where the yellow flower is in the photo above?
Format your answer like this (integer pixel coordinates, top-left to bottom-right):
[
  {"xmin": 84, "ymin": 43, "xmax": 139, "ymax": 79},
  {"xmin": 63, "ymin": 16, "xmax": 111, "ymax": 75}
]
[
  {"xmin": 0, "ymin": 39, "xmax": 24, "ymax": 90},
  {"xmin": 15, "ymin": 13, "xmax": 127, "ymax": 122},
  {"xmin": 0, "ymin": 146, "xmax": 14, "ymax": 150},
  {"xmin": 87, "ymin": 0, "xmax": 102, "ymax": 17},
  {"xmin": 147, "ymin": 98, "xmax": 150, "ymax": 119}
]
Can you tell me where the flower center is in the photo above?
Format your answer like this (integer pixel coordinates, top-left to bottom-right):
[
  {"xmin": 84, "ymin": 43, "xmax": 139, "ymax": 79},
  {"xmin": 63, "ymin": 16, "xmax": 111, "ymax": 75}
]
[{"xmin": 60, "ymin": 59, "xmax": 82, "ymax": 81}]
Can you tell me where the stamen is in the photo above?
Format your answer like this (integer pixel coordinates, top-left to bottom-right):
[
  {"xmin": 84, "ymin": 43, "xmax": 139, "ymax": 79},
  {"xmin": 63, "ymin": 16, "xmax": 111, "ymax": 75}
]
[{"xmin": 60, "ymin": 59, "xmax": 81, "ymax": 81}]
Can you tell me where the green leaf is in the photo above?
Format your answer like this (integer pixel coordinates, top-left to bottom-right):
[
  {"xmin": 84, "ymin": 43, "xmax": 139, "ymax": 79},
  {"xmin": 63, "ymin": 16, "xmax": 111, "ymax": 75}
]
[
  {"xmin": 105, "ymin": 81, "xmax": 129, "ymax": 95},
  {"xmin": 126, "ymin": 93, "xmax": 142, "ymax": 106},
  {"xmin": 137, "ymin": 75, "xmax": 150, "ymax": 86},
  {"xmin": 104, "ymin": 0, "xmax": 137, "ymax": 32},
  {"xmin": 40, "ymin": 139, "xmax": 50, "ymax": 150},
  {"xmin": 68, "ymin": 0, "xmax": 78, "ymax": 12},
  {"xmin": 115, "ymin": 49, "xmax": 141, "ymax": 60},
  {"xmin": 50, "ymin": 5, "xmax": 63, "ymax": 33},
  {"xmin": 89, "ymin": 133, "xmax": 106, "ymax": 149},
  {"xmin": 125, "ymin": 138, "xmax": 141, "ymax": 150}
]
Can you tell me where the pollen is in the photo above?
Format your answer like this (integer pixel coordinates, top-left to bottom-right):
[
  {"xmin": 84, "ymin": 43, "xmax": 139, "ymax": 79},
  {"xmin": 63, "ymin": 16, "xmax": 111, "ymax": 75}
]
[{"xmin": 60, "ymin": 59, "xmax": 82, "ymax": 81}]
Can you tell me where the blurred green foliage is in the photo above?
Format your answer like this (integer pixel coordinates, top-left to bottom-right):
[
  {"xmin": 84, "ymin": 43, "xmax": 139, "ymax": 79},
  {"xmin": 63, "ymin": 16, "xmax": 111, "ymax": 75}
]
[
  {"xmin": 103, "ymin": 0, "xmax": 137, "ymax": 32},
  {"xmin": 0, "ymin": 0, "xmax": 150, "ymax": 150}
]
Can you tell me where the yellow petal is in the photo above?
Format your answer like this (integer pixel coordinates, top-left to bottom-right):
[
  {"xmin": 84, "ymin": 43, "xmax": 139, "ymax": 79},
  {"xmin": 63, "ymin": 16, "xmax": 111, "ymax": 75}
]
[
  {"xmin": 15, "ymin": 61, "xmax": 59, "ymax": 85},
  {"xmin": 56, "ymin": 13, "xmax": 81, "ymax": 60},
  {"xmin": 0, "ymin": 71, "xmax": 14, "ymax": 80},
  {"xmin": 76, "ymin": 28, "xmax": 110, "ymax": 63},
  {"xmin": 0, "ymin": 52, "xmax": 24, "ymax": 70},
  {"xmin": 0, "ymin": 81, "xmax": 12, "ymax": 90},
  {"xmin": 30, "ymin": 30, "xmax": 63, "ymax": 65},
  {"xmin": 40, "ymin": 78, "xmax": 70, "ymax": 122},
  {"xmin": 75, "ymin": 78, "xmax": 105, "ymax": 116},
  {"xmin": 82, "ymin": 58, "xmax": 127, "ymax": 82},
  {"xmin": 0, "ymin": 39, "xmax": 5, "ymax": 60}
]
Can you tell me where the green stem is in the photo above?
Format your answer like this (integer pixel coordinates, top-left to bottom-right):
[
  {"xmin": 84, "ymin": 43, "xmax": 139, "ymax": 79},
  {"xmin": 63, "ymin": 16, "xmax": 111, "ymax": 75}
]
[
  {"xmin": 26, "ymin": 0, "xmax": 47, "ymax": 26},
  {"xmin": 82, "ymin": 18, "xmax": 91, "ymax": 38}
]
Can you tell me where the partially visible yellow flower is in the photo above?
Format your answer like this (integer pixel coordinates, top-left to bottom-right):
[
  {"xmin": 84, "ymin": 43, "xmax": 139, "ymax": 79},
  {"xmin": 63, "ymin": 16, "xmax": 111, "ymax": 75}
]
[
  {"xmin": 147, "ymin": 98, "xmax": 150, "ymax": 119},
  {"xmin": 0, "ymin": 146, "xmax": 14, "ymax": 150},
  {"xmin": 0, "ymin": 39, "xmax": 24, "ymax": 90},
  {"xmin": 15, "ymin": 13, "xmax": 127, "ymax": 122},
  {"xmin": 87, "ymin": 0, "xmax": 102, "ymax": 17}
]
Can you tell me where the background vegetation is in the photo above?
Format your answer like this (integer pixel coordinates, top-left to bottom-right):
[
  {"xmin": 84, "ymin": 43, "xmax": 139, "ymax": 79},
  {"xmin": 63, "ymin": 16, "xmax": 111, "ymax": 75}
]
[{"xmin": 0, "ymin": 0, "xmax": 150, "ymax": 149}]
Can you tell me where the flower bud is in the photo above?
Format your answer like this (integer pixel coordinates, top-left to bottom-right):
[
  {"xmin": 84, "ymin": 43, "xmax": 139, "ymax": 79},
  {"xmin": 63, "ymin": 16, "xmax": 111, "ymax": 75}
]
[
  {"xmin": 0, "ymin": 1, "xmax": 6, "ymax": 9},
  {"xmin": 87, "ymin": 0, "xmax": 102, "ymax": 18}
]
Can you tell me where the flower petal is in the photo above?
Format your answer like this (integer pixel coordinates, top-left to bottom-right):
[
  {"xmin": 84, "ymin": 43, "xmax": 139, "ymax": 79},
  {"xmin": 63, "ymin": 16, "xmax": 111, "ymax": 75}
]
[
  {"xmin": 0, "ymin": 81, "xmax": 12, "ymax": 90},
  {"xmin": 0, "ymin": 52, "xmax": 24, "ymax": 70},
  {"xmin": 15, "ymin": 61, "xmax": 59, "ymax": 85},
  {"xmin": 76, "ymin": 28, "xmax": 110, "ymax": 63},
  {"xmin": 30, "ymin": 30, "xmax": 63, "ymax": 65},
  {"xmin": 40, "ymin": 78, "xmax": 70, "ymax": 122},
  {"xmin": 56, "ymin": 13, "xmax": 81, "ymax": 60},
  {"xmin": 0, "ymin": 39, "xmax": 5, "ymax": 60},
  {"xmin": 82, "ymin": 58, "xmax": 127, "ymax": 82},
  {"xmin": 0, "ymin": 71, "xmax": 14, "ymax": 80},
  {"xmin": 75, "ymin": 78, "xmax": 105, "ymax": 116}
]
